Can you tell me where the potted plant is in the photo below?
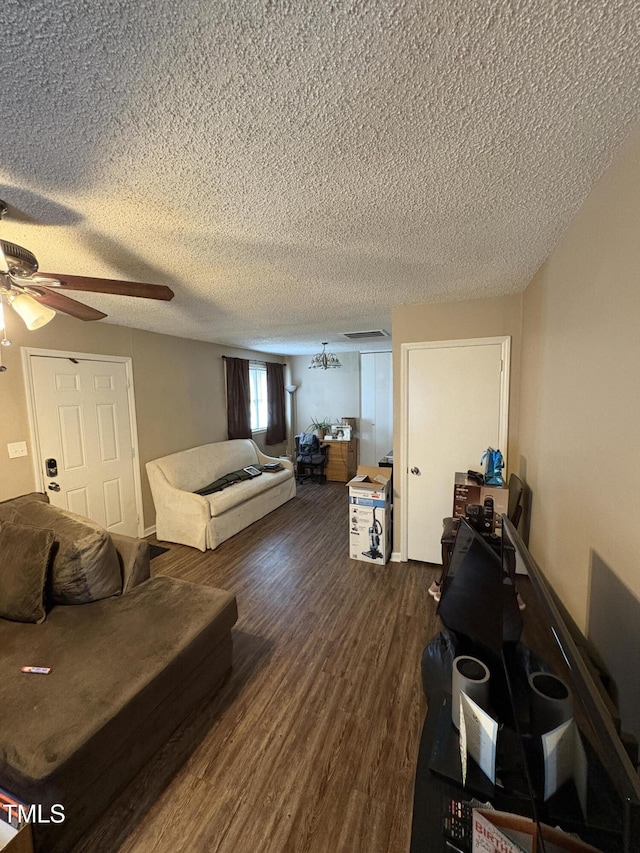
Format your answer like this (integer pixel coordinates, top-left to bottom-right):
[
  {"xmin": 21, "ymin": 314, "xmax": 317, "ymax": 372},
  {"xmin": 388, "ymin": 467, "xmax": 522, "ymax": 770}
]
[{"xmin": 307, "ymin": 417, "xmax": 333, "ymax": 441}]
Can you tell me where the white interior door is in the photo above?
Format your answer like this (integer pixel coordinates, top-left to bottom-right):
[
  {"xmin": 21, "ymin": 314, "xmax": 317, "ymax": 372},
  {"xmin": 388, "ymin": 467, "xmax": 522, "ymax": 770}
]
[
  {"xmin": 360, "ymin": 351, "xmax": 393, "ymax": 466},
  {"xmin": 29, "ymin": 355, "xmax": 140, "ymax": 536},
  {"xmin": 405, "ymin": 338, "xmax": 509, "ymax": 563}
]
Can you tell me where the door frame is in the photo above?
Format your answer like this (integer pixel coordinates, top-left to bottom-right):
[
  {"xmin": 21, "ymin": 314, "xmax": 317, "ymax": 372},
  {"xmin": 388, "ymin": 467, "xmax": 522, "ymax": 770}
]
[
  {"xmin": 399, "ymin": 336, "xmax": 511, "ymax": 562},
  {"xmin": 21, "ymin": 347, "xmax": 145, "ymax": 537}
]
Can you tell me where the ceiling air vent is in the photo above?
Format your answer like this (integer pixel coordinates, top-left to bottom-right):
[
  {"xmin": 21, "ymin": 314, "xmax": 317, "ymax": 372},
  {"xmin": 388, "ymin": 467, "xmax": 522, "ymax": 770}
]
[{"xmin": 342, "ymin": 329, "xmax": 390, "ymax": 340}]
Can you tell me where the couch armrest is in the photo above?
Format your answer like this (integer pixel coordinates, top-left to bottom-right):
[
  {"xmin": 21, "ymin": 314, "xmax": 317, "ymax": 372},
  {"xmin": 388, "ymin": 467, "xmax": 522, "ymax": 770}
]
[
  {"xmin": 255, "ymin": 447, "xmax": 294, "ymax": 472},
  {"xmin": 146, "ymin": 461, "xmax": 212, "ymax": 551},
  {"xmin": 111, "ymin": 533, "xmax": 151, "ymax": 592}
]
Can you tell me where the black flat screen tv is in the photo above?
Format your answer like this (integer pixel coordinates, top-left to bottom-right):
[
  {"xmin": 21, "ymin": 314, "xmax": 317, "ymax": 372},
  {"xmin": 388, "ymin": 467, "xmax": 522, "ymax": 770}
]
[
  {"xmin": 500, "ymin": 516, "xmax": 640, "ymax": 853},
  {"xmin": 435, "ymin": 515, "xmax": 640, "ymax": 851},
  {"xmin": 437, "ymin": 517, "xmax": 523, "ymax": 653}
]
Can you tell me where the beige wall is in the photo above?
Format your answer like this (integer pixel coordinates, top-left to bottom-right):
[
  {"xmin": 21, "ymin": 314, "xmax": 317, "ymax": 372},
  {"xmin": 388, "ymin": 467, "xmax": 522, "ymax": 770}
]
[
  {"xmin": 289, "ymin": 351, "xmax": 360, "ymax": 447},
  {"xmin": 516, "ymin": 130, "xmax": 640, "ymax": 633},
  {"xmin": 0, "ymin": 312, "xmax": 286, "ymax": 528},
  {"xmin": 391, "ymin": 293, "xmax": 523, "ymax": 555}
]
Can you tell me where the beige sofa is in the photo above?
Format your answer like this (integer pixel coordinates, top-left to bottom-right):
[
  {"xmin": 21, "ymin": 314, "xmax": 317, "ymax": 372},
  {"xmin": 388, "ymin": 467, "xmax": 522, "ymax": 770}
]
[
  {"xmin": 0, "ymin": 493, "xmax": 237, "ymax": 853},
  {"xmin": 146, "ymin": 438, "xmax": 296, "ymax": 551}
]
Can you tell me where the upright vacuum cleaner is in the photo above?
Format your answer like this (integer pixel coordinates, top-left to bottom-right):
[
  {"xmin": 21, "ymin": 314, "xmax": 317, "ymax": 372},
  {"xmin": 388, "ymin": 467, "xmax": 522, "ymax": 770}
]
[{"xmin": 362, "ymin": 505, "xmax": 384, "ymax": 560}]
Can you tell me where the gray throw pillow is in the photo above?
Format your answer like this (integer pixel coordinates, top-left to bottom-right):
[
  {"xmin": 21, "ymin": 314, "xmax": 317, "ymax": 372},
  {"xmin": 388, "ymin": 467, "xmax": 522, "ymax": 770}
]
[
  {"xmin": 8, "ymin": 501, "xmax": 122, "ymax": 605},
  {"xmin": 0, "ymin": 520, "xmax": 54, "ymax": 623}
]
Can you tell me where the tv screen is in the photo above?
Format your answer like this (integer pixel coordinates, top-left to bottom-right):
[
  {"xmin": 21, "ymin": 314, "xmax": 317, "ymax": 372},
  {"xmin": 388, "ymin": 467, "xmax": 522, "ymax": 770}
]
[
  {"xmin": 437, "ymin": 518, "xmax": 523, "ymax": 653},
  {"xmin": 500, "ymin": 517, "xmax": 640, "ymax": 853}
]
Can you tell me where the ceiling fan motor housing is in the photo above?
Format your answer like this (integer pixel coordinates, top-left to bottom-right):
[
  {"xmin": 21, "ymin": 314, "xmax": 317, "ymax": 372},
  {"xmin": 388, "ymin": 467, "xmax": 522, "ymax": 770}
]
[
  {"xmin": 0, "ymin": 240, "xmax": 39, "ymax": 276},
  {"xmin": 0, "ymin": 202, "xmax": 174, "ymax": 323}
]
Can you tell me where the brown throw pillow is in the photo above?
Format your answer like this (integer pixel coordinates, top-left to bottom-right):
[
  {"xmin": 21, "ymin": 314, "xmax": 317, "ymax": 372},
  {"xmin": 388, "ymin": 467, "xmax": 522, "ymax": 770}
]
[
  {"xmin": 0, "ymin": 521, "xmax": 54, "ymax": 623},
  {"xmin": 8, "ymin": 501, "xmax": 122, "ymax": 605}
]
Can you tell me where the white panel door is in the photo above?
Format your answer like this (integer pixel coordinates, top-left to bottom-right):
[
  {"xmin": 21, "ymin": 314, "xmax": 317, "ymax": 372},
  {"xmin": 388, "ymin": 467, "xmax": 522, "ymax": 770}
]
[
  {"xmin": 406, "ymin": 340, "xmax": 508, "ymax": 563},
  {"xmin": 30, "ymin": 356, "xmax": 138, "ymax": 535},
  {"xmin": 360, "ymin": 351, "xmax": 393, "ymax": 466}
]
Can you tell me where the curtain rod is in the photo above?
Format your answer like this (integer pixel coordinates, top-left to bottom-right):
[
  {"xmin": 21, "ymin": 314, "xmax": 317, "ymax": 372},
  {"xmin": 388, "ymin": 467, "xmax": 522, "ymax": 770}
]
[{"xmin": 221, "ymin": 355, "xmax": 287, "ymax": 366}]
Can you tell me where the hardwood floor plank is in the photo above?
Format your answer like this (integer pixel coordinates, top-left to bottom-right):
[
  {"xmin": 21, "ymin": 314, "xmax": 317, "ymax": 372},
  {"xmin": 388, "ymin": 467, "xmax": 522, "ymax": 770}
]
[
  {"xmin": 72, "ymin": 482, "xmax": 440, "ymax": 852},
  {"xmin": 334, "ymin": 789, "xmax": 390, "ymax": 853}
]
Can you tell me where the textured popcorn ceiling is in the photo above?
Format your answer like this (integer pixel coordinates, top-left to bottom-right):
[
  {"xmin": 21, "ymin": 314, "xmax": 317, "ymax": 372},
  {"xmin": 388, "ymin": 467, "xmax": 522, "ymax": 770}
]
[{"xmin": 0, "ymin": 0, "xmax": 639, "ymax": 354}]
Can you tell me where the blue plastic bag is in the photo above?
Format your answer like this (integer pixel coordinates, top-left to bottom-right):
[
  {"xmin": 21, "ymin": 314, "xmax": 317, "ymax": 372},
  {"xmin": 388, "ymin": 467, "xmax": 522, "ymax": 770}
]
[{"xmin": 481, "ymin": 447, "xmax": 504, "ymax": 486}]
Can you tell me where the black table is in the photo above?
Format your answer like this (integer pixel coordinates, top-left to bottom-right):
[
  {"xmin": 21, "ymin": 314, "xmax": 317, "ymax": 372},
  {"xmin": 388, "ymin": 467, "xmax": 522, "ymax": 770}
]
[{"xmin": 410, "ymin": 689, "xmax": 534, "ymax": 853}]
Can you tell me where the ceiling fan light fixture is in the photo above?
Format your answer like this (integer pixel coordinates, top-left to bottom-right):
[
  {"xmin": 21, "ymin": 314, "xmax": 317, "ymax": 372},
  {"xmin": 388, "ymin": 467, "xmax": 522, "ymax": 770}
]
[
  {"xmin": 309, "ymin": 342, "xmax": 342, "ymax": 370},
  {"xmin": 8, "ymin": 291, "xmax": 56, "ymax": 330}
]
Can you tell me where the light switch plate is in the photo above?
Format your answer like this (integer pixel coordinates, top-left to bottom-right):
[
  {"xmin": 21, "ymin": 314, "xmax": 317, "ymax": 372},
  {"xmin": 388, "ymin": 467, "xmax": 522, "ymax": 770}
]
[{"xmin": 7, "ymin": 441, "xmax": 28, "ymax": 459}]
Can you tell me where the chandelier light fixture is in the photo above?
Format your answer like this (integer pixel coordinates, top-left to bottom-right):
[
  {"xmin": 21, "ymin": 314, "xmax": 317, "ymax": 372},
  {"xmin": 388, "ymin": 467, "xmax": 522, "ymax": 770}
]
[{"xmin": 308, "ymin": 342, "xmax": 342, "ymax": 370}]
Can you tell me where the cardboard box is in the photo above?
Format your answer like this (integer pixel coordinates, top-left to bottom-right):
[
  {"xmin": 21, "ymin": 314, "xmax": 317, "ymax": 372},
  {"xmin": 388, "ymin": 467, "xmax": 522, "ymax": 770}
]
[
  {"xmin": 472, "ymin": 809, "xmax": 601, "ymax": 853},
  {"xmin": 348, "ymin": 466, "xmax": 391, "ymax": 565},
  {"xmin": 0, "ymin": 823, "xmax": 33, "ymax": 853},
  {"xmin": 453, "ymin": 473, "xmax": 508, "ymax": 531}
]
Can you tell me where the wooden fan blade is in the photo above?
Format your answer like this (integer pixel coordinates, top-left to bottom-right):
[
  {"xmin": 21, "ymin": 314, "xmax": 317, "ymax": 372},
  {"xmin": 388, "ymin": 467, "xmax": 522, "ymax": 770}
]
[
  {"xmin": 39, "ymin": 273, "xmax": 174, "ymax": 301},
  {"xmin": 29, "ymin": 287, "xmax": 107, "ymax": 321}
]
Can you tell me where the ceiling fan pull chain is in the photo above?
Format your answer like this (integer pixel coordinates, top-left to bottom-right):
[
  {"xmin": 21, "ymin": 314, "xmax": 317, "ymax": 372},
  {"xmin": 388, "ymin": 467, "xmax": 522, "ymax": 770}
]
[
  {"xmin": 0, "ymin": 298, "xmax": 8, "ymax": 372},
  {"xmin": 0, "ymin": 295, "xmax": 11, "ymax": 348}
]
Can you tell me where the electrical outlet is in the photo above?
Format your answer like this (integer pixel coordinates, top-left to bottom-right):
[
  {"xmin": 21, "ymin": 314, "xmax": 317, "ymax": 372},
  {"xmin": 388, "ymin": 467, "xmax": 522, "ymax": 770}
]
[{"xmin": 7, "ymin": 441, "xmax": 28, "ymax": 459}]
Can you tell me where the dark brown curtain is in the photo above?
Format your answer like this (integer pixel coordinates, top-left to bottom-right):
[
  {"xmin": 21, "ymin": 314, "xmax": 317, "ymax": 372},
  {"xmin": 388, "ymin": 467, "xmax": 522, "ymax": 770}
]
[
  {"xmin": 225, "ymin": 357, "xmax": 252, "ymax": 439},
  {"xmin": 266, "ymin": 361, "xmax": 286, "ymax": 445}
]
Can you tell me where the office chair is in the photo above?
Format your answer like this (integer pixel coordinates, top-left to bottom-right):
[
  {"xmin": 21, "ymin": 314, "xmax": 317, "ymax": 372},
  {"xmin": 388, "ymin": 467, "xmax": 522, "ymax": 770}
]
[
  {"xmin": 294, "ymin": 433, "xmax": 328, "ymax": 484},
  {"xmin": 432, "ymin": 473, "xmax": 525, "ymax": 598}
]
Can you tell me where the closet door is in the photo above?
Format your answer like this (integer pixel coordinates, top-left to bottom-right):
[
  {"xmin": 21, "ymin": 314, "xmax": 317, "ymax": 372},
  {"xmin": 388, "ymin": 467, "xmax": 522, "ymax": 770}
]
[
  {"xmin": 360, "ymin": 351, "xmax": 393, "ymax": 466},
  {"xmin": 403, "ymin": 338, "xmax": 509, "ymax": 564}
]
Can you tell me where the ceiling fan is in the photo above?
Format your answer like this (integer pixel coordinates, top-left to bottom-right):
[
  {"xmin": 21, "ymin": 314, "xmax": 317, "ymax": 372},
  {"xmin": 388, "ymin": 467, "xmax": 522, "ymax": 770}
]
[{"xmin": 0, "ymin": 199, "xmax": 174, "ymax": 331}]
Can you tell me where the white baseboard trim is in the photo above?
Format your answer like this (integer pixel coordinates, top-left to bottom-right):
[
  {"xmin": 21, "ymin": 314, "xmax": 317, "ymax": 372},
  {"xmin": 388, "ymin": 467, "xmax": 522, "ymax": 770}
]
[
  {"xmin": 144, "ymin": 524, "xmax": 156, "ymax": 538},
  {"xmin": 390, "ymin": 551, "xmax": 402, "ymax": 563}
]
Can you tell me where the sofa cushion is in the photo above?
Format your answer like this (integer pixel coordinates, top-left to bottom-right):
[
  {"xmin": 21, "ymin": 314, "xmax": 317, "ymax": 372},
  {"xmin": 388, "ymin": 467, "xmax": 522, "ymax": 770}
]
[
  {"xmin": 0, "ymin": 521, "xmax": 54, "ymax": 623},
  {"xmin": 205, "ymin": 466, "xmax": 293, "ymax": 516},
  {"xmin": 7, "ymin": 501, "xmax": 122, "ymax": 605},
  {"xmin": 0, "ymin": 577, "xmax": 237, "ymax": 799}
]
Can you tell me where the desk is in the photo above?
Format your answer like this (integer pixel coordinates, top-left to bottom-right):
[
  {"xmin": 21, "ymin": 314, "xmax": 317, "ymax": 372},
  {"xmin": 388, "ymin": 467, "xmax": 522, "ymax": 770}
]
[{"xmin": 324, "ymin": 438, "xmax": 358, "ymax": 482}]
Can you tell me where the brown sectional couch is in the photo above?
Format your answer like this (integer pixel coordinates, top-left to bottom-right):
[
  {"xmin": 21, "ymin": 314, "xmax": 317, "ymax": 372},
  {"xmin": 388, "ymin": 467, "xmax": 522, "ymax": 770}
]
[{"xmin": 0, "ymin": 493, "xmax": 238, "ymax": 852}]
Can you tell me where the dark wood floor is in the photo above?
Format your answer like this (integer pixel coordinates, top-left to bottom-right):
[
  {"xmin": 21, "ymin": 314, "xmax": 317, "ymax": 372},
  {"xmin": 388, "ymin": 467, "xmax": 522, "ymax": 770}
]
[{"xmin": 72, "ymin": 482, "xmax": 442, "ymax": 853}]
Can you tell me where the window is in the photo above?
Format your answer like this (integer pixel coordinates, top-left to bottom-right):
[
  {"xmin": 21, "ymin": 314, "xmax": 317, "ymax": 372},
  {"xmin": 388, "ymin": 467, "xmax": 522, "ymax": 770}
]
[{"xmin": 249, "ymin": 363, "xmax": 268, "ymax": 431}]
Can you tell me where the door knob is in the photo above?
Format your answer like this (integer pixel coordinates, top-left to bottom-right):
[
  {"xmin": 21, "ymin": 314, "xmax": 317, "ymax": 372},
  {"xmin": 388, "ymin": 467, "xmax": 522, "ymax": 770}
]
[
  {"xmin": 410, "ymin": 467, "xmax": 421, "ymax": 475},
  {"xmin": 47, "ymin": 482, "xmax": 61, "ymax": 492}
]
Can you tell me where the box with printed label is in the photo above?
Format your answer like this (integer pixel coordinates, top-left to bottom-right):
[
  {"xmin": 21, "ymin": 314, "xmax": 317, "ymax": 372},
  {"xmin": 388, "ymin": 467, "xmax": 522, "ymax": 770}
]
[
  {"xmin": 453, "ymin": 473, "xmax": 508, "ymax": 531},
  {"xmin": 348, "ymin": 466, "xmax": 392, "ymax": 565},
  {"xmin": 0, "ymin": 823, "xmax": 33, "ymax": 853},
  {"xmin": 472, "ymin": 808, "xmax": 601, "ymax": 853}
]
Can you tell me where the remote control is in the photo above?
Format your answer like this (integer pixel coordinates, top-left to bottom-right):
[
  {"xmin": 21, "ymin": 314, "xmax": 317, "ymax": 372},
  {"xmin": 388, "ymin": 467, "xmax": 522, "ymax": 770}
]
[{"xmin": 442, "ymin": 798, "xmax": 473, "ymax": 851}]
